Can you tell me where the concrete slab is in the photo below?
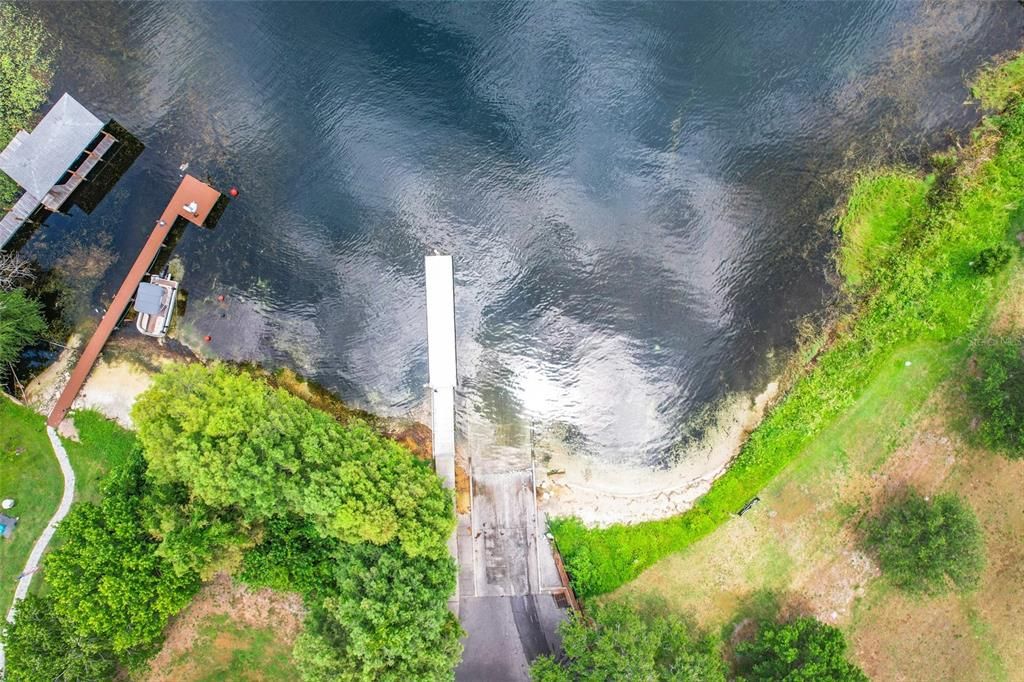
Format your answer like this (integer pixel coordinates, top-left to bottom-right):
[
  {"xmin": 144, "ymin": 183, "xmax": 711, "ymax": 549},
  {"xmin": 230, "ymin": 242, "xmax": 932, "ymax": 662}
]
[{"xmin": 456, "ymin": 594, "xmax": 566, "ymax": 682}]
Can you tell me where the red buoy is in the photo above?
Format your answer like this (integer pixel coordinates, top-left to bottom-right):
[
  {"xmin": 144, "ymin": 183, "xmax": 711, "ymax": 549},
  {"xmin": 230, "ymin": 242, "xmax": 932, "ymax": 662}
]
[
  {"xmin": 204, "ymin": 335, "xmax": 212, "ymax": 342},
  {"xmin": 217, "ymin": 294, "xmax": 225, "ymax": 302},
  {"xmin": 229, "ymin": 186, "xmax": 239, "ymax": 198}
]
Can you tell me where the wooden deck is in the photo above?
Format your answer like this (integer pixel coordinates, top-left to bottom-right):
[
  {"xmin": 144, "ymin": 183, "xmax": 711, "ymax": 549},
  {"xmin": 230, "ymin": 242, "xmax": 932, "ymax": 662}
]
[
  {"xmin": 0, "ymin": 192, "xmax": 42, "ymax": 248},
  {"xmin": 47, "ymin": 175, "xmax": 223, "ymax": 427},
  {"xmin": 41, "ymin": 132, "xmax": 117, "ymax": 212}
]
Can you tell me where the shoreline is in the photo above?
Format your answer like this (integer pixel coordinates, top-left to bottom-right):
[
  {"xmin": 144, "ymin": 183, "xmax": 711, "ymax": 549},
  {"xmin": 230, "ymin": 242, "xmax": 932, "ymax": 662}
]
[
  {"xmin": 21, "ymin": 325, "xmax": 790, "ymax": 528},
  {"xmin": 536, "ymin": 380, "xmax": 780, "ymax": 526}
]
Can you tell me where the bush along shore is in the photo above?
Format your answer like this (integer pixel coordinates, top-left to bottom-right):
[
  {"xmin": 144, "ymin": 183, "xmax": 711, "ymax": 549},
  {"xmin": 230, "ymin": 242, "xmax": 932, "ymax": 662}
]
[{"xmin": 550, "ymin": 53, "xmax": 1024, "ymax": 599}]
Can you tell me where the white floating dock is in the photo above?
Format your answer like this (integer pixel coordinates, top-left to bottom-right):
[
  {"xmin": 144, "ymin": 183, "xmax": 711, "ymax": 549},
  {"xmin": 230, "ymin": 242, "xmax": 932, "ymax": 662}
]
[
  {"xmin": 425, "ymin": 254, "xmax": 457, "ymax": 488},
  {"xmin": 425, "ymin": 254, "xmax": 459, "ymax": 613}
]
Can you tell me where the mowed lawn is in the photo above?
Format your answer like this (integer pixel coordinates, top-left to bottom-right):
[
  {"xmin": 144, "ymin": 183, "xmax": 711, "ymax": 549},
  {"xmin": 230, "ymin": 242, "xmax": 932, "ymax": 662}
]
[
  {"xmin": 611, "ymin": 269, "xmax": 1024, "ymax": 681},
  {"xmin": 0, "ymin": 401, "xmax": 138, "ymax": 610},
  {"xmin": 0, "ymin": 397, "xmax": 60, "ymax": 616}
]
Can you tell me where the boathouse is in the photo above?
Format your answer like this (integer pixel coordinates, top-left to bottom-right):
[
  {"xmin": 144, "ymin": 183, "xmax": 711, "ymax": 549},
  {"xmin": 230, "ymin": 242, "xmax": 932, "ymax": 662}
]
[{"xmin": 0, "ymin": 93, "xmax": 116, "ymax": 248}]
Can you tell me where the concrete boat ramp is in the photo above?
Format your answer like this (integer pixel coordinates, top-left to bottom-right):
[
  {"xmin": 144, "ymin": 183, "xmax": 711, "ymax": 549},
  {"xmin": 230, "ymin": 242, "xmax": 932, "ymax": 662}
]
[{"xmin": 424, "ymin": 255, "xmax": 570, "ymax": 681}]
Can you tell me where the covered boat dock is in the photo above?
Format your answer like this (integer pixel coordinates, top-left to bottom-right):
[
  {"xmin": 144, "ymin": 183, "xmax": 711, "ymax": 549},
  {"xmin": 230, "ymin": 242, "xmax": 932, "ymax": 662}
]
[{"xmin": 0, "ymin": 93, "xmax": 117, "ymax": 248}]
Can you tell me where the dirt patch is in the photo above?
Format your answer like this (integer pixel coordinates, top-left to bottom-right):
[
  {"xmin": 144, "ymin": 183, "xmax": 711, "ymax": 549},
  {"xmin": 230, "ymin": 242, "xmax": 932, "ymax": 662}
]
[
  {"xmin": 143, "ymin": 573, "xmax": 305, "ymax": 682},
  {"xmin": 852, "ymin": 590, "xmax": 982, "ymax": 682},
  {"xmin": 385, "ymin": 419, "xmax": 433, "ymax": 461},
  {"xmin": 990, "ymin": 264, "xmax": 1024, "ymax": 334}
]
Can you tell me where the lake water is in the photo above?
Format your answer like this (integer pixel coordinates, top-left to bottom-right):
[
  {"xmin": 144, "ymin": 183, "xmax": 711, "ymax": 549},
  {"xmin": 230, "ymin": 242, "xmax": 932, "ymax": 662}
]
[{"xmin": 24, "ymin": 1, "xmax": 1022, "ymax": 468}]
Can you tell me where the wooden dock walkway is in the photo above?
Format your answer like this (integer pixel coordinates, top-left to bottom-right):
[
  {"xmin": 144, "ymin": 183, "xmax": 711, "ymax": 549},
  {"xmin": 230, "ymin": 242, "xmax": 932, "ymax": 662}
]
[
  {"xmin": 47, "ymin": 175, "xmax": 222, "ymax": 428},
  {"xmin": 0, "ymin": 192, "xmax": 42, "ymax": 248}
]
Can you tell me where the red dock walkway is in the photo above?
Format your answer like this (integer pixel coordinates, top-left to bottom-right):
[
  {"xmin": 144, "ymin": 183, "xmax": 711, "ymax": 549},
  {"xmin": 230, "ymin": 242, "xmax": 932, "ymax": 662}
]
[{"xmin": 47, "ymin": 175, "xmax": 222, "ymax": 428}]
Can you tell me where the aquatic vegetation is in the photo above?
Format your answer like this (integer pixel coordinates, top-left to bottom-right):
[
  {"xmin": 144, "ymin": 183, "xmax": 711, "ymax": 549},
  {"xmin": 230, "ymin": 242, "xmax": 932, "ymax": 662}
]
[
  {"xmin": 835, "ymin": 170, "xmax": 932, "ymax": 288},
  {"xmin": 0, "ymin": 4, "xmax": 56, "ymax": 207},
  {"xmin": 972, "ymin": 53, "xmax": 1024, "ymax": 111},
  {"xmin": 551, "ymin": 58, "xmax": 1024, "ymax": 598}
]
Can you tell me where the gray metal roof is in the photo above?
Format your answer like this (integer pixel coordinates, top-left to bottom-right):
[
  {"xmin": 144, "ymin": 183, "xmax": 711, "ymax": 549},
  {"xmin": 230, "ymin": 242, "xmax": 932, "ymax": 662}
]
[
  {"xmin": 134, "ymin": 282, "xmax": 164, "ymax": 315},
  {"xmin": 0, "ymin": 93, "xmax": 104, "ymax": 198}
]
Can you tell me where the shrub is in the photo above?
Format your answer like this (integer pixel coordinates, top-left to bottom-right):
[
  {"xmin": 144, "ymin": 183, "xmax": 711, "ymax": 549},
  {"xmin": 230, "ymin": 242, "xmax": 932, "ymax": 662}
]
[
  {"xmin": 971, "ymin": 243, "xmax": 1013, "ymax": 275},
  {"xmin": 293, "ymin": 542, "xmax": 462, "ymax": 681},
  {"xmin": 132, "ymin": 362, "xmax": 454, "ymax": 558},
  {"xmin": 966, "ymin": 335, "xmax": 1024, "ymax": 457},
  {"xmin": 238, "ymin": 515, "xmax": 338, "ymax": 599},
  {"xmin": 530, "ymin": 602, "xmax": 726, "ymax": 682},
  {"xmin": 0, "ymin": 288, "xmax": 45, "ymax": 378},
  {"xmin": 735, "ymin": 617, "xmax": 867, "ymax": 682},
  {"xmin": 864, "ymin": 490, "xmax": 984, "ymax": 594}
]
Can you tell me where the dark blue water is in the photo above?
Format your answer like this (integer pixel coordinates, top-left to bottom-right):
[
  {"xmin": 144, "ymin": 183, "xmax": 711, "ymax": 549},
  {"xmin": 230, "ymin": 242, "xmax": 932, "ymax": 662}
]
[{"xmin": 23, "ymin": 1, "xmax": 1022, "ymax": 467}]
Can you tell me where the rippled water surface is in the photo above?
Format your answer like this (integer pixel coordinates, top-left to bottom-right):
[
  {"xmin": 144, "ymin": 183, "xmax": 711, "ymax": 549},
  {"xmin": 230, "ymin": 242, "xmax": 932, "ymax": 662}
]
[{"xmin": 25, "ymin": 1, "xmax": 1021, "ymax": 466}]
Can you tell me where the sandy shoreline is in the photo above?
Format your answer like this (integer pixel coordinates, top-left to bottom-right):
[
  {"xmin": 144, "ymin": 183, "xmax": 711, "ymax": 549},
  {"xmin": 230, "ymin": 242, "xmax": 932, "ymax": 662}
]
[{"xmin": 535, "ymin": 380, "xmax": 780, "ymax": 526}]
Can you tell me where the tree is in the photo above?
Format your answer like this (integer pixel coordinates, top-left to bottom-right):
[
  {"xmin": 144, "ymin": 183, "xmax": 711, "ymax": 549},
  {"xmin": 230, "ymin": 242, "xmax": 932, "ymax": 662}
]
[
  {"xmin": 0, "ymin": 288, "xmax": 45, "ymax": 378},
  {"xmin": 142, "ymin": 479, "xmax": 256, "ymax": 580},
  {"xmin": 293, "ymin": 542, "xmax": 462, "ymax": 681},
  {"xmin": 238, "ymin": 514, "xmax": 338, "ymax": 598},
  {"xmin": 2, "ymin": 594, "xmax": 117, "ymax": 682},
  {"xmin": 530, "ymin": 602, "xmax": 726, "ymax": 681},
  {"xmin": 864, "ymin": 490, "xmax": 983, "ymax": 594},
  {"xmin": 132, "ymin": 363, "xmax": 454, "ymax": 558},
  {"xmin": 44, "ymin": 453, "xmax": 199, "ymax": 658},
  {"xmin": 966, "ymin": 335, "xmax": 1024, "ymax": 458},
  {"xmin": 735, "ymin": 617, "xmax": 867, "ymax": 682},
  {"xmin": 0, "ymin": 251, "xmax": 35, "ymax": 291}
]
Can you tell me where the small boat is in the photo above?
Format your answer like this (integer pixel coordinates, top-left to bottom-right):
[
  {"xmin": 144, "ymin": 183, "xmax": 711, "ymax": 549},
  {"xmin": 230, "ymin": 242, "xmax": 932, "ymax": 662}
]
[{"xmin": 134, "ymin": 273, "xmax": 179, "ymax": 338}]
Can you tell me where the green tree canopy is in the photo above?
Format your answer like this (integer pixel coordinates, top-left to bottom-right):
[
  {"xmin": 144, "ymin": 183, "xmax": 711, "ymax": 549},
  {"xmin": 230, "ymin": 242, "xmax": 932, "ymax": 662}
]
[
  {"xmin": 0, "ymin": 288, "xmax": 45, "ymax": 377},
  {"xmin": 43, "ymin": 453, "xmax": 199, "ymax": 658},
  {"xmin": 1, "ymin": 594, "xmax": 117, "ymax": 682},
  {"xmin": 238, "ymin": 514, "xmax": 338, "ymax": 599},
  {"xmin": 530, "ymin": 602, "xmax": 726, "ymax": 682},
  {"xmin": 735, "ymin": 617, "xmax": 867, "ymax": 682},
  {"xmin": 966, "ymin": 335, "xmax": 1024, "ymax": 458},
  {"xmin": 132, "ymin": 363, "xmax": 454, "ymax": 558},
  {"xmin": 864, "ymin": 490, "xmax": 984, "ymax": 594},
  {"xmin": 142, "ymin": 479, "xmax": 256, "ymax": 580},
  {"xmin": 293, "ymin": 542, "xmax": 462, "ymax": 681}
]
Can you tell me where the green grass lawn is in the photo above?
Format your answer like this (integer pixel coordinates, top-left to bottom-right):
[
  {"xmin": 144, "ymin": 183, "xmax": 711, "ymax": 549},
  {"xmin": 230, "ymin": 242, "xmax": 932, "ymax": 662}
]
[
  {"xmin": 144, "ymin": 614, "xmax": 300, "ymax": 682},
  {"xmin": 0, "ymin": 401, "xmax": 139, "ymax": 610},
  {"xmin": 0, "ymin": 397, "xmax": 60, "ymax": 616},
  {"xmin": 61, "ymin": 410, "xmax": 140, "ymax": 506}
]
